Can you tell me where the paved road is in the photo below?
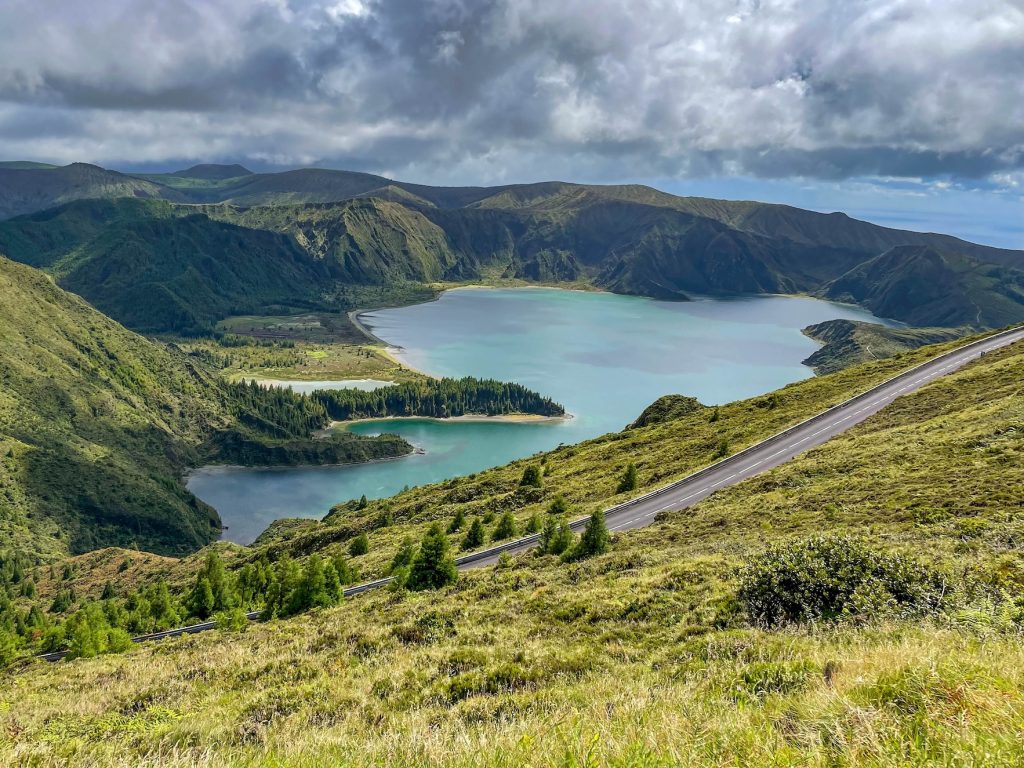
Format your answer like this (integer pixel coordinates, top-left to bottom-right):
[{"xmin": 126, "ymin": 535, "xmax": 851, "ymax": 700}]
[{"xmin": 38, "ymin": 325, "xmax": 1024, "ymax": 662}]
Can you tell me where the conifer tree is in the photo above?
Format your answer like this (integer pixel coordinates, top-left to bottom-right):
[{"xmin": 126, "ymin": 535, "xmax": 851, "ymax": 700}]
[
  {"xmin": 525, "ymin": 512, "xmax": 542, "ymax": 534},
  {"xmin": 448, "ymin": 508, "xmax": 467, "ymax": 533},
  {"xmin": 390, "ymin": 537, "xmax": 416, "ymax": 573},
  {"xmin": 566, "ymin": 510, "xmax": 610, "ymax": 561},
  {"xmin": 548, "ymin": 495, "xmax": 569, "ymax": 516},
  {"xmin": 462, "ymin": 518, "xmax": 486, "ymax": 549},
  {"xmin": 492, "ymin": 511, "xmax": 518, "ymax": 541},
  {"xmin": 617, "ymin": 462, "xmax": 638, "ymax": 493},
  {"xmin": 408, "ymin": 524, "xmax": 458, "ymax": 591}
]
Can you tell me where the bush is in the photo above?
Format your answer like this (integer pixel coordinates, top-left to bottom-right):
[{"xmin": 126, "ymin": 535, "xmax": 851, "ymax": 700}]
[
  {"xmin": 519, "ymin": 465, "xmax": 543, "ymax": 488},
  {"xmin": 349, "ymin": 533, "xmax": 370, "ymax": 557},
  {"xmin": 738, "ymin": 536, "xmax": 948, "ymax": 626}
]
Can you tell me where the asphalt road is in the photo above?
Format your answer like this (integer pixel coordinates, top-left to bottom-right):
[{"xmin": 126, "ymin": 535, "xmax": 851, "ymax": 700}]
[{"xmin": 38, "ymin": 324, "xmax": 1024, "ymax": 662}]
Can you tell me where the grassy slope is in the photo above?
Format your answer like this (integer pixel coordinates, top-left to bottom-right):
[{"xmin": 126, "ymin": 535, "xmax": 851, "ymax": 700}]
[
  {"xmin": 801, "ymin": 319, "xmax": 968, "ymax": 374},
  {"xmin": 0, "ymin": 256, "xmax": 409, "ymax": 559},
  {"xmin": 3, "ymin": 335, "xmax": 1022, "ymax": 765}
]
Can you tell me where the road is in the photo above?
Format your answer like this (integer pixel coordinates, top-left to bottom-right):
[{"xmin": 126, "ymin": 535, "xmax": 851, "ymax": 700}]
[{"xmin": 38, "ymin": 324, "xmax": 1024, "ymax": 662}]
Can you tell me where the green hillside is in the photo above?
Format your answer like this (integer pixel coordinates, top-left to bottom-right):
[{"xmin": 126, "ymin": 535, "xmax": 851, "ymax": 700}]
[
  {"xmin": 2, "ymin": 331, "xmax": 1022, "ymax": 766},
  {"xmin": 2, "ymin": 164, "xmax": 1022, "ymax": 333},
  {"xmin": 0, "ymin": 163, "xmax": 180, "ymax": 220},
  {"xmin": 801, "ymin": 319, "xmax": 968, "ymax": 373},
  {"xmin": 823, "ymin": 245, "xmax": 1024, "ymax": 327},
  {"xmin": 0, "ymin": 256, "xmax": 410, "ymax": 559}
]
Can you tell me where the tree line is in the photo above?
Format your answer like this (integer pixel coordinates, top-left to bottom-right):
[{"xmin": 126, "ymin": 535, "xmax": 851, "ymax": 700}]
[{"xmin": 312, "ymin": 377, "xmax": 565, "ymax": 421}]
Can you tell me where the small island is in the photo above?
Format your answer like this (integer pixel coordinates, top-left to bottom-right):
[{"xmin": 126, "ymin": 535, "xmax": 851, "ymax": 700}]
[{"xmin": 309, "ymin": 376, "xmax": 567, "ymax": 422}]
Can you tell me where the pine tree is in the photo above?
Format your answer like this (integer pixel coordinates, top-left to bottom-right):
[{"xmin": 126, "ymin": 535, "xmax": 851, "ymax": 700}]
[
  {"xmin": 447, "ymin": 508, "xmax": 466, "ymax": 533},
  {"xmin": 390, "ymin": 537, "xmax": 416, "ymax": 573},
  {"xmin": 408, "ymin": 524, "xmax": 458, "ymax": 591},
  {"xmin": 617, "ymin": 463, "xmax": 638, "ymax": 493},
  {"xmin": 567, "ymin": 510, "xmax": 610, "ymax": 561},
  {"xmin": 357, "ymin": 494, "xmax": 369, "ymax": 510},
  {"xmin": 525, "ymin": 512, "xmax": 542, "ymax": 534},
  {"xmin": 101, "ymin": 581, "xmax": 116, "ymax": 600},
  {"xmin": 188, "ymin": 577, "xmax": 215, "ymax": 619},
  {"xmin": 539, "ymin": 516, "xmax": 575, "ymax": 556},
  {"xmin": 492, "ymin": 511, "xmax": 518, "ymax": 541},
  {"xmin": 462, "ymin": 518, "xmax": 486, "ymax": 549}
]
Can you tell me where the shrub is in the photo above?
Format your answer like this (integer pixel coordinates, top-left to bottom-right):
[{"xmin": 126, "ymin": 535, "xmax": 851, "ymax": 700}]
[
  {"xmin": 349, "ymin": 533, "xmax": 370, "ymax": 557},
  {"xmin": 519, "ymin": 465, "xmax": 543, "ymax": 488},
  {"xmin": 738, "ymin": 536, "xmax": 948, "ymax": 626}
]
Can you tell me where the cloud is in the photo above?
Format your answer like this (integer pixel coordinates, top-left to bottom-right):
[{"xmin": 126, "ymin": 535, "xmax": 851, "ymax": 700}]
[{"xmin": 0, "ymin": 0, "xmax": 1021, "ymax": 185}]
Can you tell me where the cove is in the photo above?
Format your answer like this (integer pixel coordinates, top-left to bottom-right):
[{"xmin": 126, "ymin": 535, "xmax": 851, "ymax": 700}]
[{"xmin": 189, "ymin": 288, "xmax": 893, "ymax": 544}]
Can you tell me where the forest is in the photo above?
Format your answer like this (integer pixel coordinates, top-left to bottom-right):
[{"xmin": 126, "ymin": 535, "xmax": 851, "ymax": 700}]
[{"xmin": 312, "ymin": 377, "xmax": 566, "ymax": 421}]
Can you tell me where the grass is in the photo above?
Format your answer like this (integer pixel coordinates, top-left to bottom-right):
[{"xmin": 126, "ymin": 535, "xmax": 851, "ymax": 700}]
[{"xmin": 3, "ymin": 335, "xmax": 1023, "ymax": 765}]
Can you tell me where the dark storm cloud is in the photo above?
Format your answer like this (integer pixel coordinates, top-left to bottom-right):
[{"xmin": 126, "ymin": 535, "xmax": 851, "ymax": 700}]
[{"xmin": 0, "ymin": 0, "xmax": 1022, "ymax": 185}]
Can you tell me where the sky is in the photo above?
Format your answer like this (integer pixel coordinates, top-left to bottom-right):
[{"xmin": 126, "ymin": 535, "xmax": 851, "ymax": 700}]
[{"xmin": 0, "ymin": 0, "xmax": 1021, "ymax": 247}]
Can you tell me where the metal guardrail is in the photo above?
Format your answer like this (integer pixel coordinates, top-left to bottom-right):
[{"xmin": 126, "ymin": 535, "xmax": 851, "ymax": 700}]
[{"xmin": 36, "ymin": 324, "xmax": 1023, "ymax": 663}]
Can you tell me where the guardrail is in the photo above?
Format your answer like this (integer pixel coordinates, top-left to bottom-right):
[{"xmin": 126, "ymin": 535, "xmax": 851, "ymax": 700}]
[{"xmin": 37, "ymin": 324, "xmax": 1023, "ymax": 663}]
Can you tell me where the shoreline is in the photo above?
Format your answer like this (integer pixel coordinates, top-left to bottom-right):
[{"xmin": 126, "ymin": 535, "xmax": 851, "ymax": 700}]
[
  {"xmin": 184, "ymin": 447, "xmax": 424, "ymax": 478},
  {"xmin": 331, "ymin": 412, "xmax": 573, "ymax": 430}
]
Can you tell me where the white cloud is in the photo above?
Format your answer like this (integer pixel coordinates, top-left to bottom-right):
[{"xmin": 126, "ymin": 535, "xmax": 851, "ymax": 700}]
[{"xmin": 0, "ymin": 0, "xmax": 1020, "ymax": 184}]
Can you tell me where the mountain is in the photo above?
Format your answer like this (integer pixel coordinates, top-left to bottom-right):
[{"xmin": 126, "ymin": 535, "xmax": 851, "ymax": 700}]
[
  {"xmin": 0, "ymin": 255, "xmax": 410, "ymax": 559},
  {"xmin": 0, "ymin": 163, "xmax": 179, "ymax": 220},
  {"xmin": 1, "ymin": 163, "xmax": 1022, "ymax": 331},
  {"xmin": 0, "ymin": 199, "xmax": 334, "ymax": 334},
  {"xmin": 822, "ymin": 245, "xmax": 1024, "ymax": 328},
  {"xmin": 4, "ymin": 332, "xmax": 1022, "ymax": 764},
  {"xmin": 170, "ymin": 163, "xmax": 252, "ymax": 180}
]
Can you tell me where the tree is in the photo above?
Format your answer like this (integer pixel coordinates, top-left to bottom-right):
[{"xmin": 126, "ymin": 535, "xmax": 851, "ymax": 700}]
[
  {"xmin": 713, "ymin": 439, "xmax": 730, "ymax": 459},
  {"xmin": 447, "ymin": 508, "xmax": 466, "ymax": 533},
  {"xmin": 566, "ymin": 510, "xmax": 610, "ymax": 561},
  {"xmin": 519, "ymin": 464, "xmax": 543, "ymax": 488},
  {"xmin": 525, "ymin": 512, "xmax": 542, "ymax": 534},
  {"xmin": 332, "ymin": 554, "xmax": 357, "ymax": 585},
  {"xmin": 349, "ymin": 533, "xmax": 370, "ymax": 556},
  {"xmin": 462, "ymin": 518, "xmax": 486, "ymax": 549},
  {"xmin": 101, "ymin": 581, "xmax": 116, "ymax": 600},
  {"xmin": 492, "ymin": 511, "xmax": 518, "ymax": 541},
  {"xmin": 617, "ymin": 463, "xmax": 638, "ymax": 493},
  {"xmin": 188, "ymin": 577, "xmax": 215, "ymax": 619},
  {"xmin": 539, "ymin": 516, "xmax": 575, "ymax": 556},
  {"xmin": 390, "ymin": 537, "xmax": 416, "ymax": 573},
  {"xmin": 357, "ymin": 494, "xmax": 369, "ymax": 510},
  {"xmin": 408, "ymin": 524, "xmax": 458, "ymax": 591}
]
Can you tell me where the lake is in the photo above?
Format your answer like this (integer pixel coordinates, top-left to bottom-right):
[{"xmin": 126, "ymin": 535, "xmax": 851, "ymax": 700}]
[{"xmin": 188, "ymin": 288, "xmax": 892, "ymax": 544}]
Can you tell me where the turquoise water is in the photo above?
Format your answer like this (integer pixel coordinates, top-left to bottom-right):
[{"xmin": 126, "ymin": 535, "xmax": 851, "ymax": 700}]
[{"xmin": 189, "ymin": 288, "xmax": 892, "ymax": 544}]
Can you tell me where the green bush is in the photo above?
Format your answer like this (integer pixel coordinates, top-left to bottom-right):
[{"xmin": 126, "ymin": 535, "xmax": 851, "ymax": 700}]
[{"xmin": 738, "ymin": 536, "xmax": 948, "ymax": 626}]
